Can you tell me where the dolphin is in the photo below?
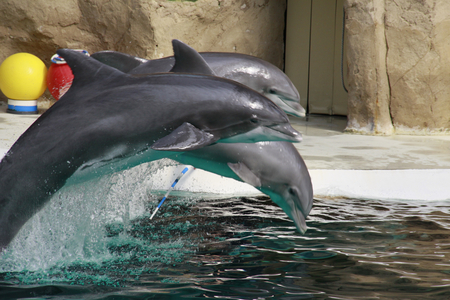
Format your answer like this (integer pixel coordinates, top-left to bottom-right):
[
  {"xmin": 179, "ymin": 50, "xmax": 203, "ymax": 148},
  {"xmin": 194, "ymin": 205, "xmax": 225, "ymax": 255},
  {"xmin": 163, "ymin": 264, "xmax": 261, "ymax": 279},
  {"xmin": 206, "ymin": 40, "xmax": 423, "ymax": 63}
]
[
  {"xmin": 162, "ymin": 40, "xmax": 313, "ymax": 233},
  {"xmin": 0, "ymin": 49, "xmax": 302, "ymax": 250},
  {"xmin": 173, "ymin": 142, "xmax": 313, "ymax": 233},
  {"xmin": 91, "ymin": 40, "xmax": 306, "ymax": 117}
]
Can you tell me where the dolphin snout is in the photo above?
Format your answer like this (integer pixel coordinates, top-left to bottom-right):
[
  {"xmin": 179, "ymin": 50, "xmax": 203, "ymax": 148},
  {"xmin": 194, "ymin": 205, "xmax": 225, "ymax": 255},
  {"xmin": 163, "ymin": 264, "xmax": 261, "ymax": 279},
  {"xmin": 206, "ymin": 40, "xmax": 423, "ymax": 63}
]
[
  {"xmin": 290, "ymin": 204, "xmax": 308, "ymax": 234},
  {"xmin": 265, "ymin": 93, "xmax": 306, "ymax": 118},
  {"xmin": 269, "ymin": 124, "xmax": 302, "ymax": 143},
  {"xmin": 286, "ymin": 102, "xmax": 306, "ymax": 118}
]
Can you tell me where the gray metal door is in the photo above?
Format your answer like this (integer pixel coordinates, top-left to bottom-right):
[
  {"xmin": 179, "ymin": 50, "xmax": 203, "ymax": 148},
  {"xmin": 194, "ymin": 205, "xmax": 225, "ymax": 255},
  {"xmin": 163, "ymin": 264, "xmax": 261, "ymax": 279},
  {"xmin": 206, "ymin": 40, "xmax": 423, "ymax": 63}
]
[{"xmin": 285, "ymin": 0, "xmax": 348, "ymax": 116}]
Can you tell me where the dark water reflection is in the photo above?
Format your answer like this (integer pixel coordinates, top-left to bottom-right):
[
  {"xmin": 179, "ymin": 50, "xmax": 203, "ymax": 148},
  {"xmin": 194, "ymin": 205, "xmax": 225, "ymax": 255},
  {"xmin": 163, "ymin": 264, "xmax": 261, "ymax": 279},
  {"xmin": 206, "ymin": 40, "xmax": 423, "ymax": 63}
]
[{"xmin": 2, "ymin": 196, "xmax": 450, "ymax": 299}]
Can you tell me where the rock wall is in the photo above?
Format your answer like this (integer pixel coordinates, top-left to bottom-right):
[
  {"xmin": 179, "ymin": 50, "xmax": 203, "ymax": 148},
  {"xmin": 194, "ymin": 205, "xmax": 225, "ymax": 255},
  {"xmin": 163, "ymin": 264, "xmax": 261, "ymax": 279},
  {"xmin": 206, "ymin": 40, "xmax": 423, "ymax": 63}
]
[
  {"xmin": 0, "ymin": 0, "xmax": 286, "ymax": 104},
  {"xmin": 2, "ymin": 0, "xmax": 447, "ymax": 135},
  {"xmin": 386, "ymin": 0, "xmax": 450, "ymax": 134},
  {"xmin": 344, "ymin": 0, "xmax": 450, "ymax": 135},
  {"xmin": 344, "ymin": 0, "xmax": 393, "ymax": 135}
]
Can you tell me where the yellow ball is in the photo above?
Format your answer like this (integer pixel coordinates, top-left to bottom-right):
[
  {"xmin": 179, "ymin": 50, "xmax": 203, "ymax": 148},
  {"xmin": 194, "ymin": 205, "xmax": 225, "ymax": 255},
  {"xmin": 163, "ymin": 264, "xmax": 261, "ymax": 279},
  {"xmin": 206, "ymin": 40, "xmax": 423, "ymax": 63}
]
[{"xmin": 0, "ymin": 53, "xmax": 47, "ymax": 100}]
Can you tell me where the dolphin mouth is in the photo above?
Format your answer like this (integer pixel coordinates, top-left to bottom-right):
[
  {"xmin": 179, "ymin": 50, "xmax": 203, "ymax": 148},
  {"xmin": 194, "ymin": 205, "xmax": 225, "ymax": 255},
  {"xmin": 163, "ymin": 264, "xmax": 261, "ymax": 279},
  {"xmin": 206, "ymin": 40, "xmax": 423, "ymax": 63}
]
[
  {"xmin": 285, "ymin": 101, "xmax": 306, "ymax": 118},
  {"xmin": 218, "ymin": 124, "xmax": 302, "ymax": 144},
  {"xmin": 267, "ymin": 124, "xmax": 302, "ymax": 143},
  {"xmin": 265, "ymin": 93, "xmax": 306, "ymax": 118},
  {"xmin": 290, "ymin": 205, "xmax": 308, "ymax": 234}
]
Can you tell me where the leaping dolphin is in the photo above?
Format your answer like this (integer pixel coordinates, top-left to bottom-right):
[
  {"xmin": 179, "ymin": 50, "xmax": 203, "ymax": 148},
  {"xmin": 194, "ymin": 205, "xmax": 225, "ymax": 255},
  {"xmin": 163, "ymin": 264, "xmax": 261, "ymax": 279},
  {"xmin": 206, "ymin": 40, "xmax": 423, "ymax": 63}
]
[
  {"xmin": 173, "ymin": 142, "xmax": 313, "ymax": 233},
  {"xmin": 0, "ymin": 49, "xmax": 302, "ymax": 250},
  {"xmin": 91, "ymin": 40, "xmax": 305, "ymax": 117}
]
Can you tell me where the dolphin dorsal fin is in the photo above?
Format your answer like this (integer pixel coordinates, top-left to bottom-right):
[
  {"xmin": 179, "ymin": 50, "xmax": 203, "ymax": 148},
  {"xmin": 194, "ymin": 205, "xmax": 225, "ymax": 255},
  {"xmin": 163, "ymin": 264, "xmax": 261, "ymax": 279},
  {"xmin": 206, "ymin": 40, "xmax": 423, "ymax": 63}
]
[
  {"xmin": 169, "ymin": 39, "xmax": 216, "ymax": 75},
  {"xmin": 56, "ymin": 49, "xmax": 127, "ymax": 100}
]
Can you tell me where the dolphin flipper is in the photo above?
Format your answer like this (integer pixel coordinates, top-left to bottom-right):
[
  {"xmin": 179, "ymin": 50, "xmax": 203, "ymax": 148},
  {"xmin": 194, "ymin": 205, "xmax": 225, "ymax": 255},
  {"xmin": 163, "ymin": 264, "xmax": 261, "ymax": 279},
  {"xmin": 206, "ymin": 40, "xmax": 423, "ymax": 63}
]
[
  {"xmin": 151, "ymin": 122, "xmax": 217, "ymax": 151},
  {"xmin": 227, "ymin": 162, "xmax": 262, "ymax": 187},
  {"xmin": 170, "ymin": 40, "xmax": 216, "ymax": 76}
]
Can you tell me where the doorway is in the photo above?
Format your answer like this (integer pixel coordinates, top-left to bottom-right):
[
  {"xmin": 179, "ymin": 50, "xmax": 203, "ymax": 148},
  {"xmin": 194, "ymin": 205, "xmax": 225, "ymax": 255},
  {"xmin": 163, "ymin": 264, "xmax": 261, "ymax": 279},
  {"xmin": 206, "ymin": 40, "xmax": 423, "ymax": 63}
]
[{"xmin": 285, "ymin": 0, "xmax": 348, "ymax": 116}]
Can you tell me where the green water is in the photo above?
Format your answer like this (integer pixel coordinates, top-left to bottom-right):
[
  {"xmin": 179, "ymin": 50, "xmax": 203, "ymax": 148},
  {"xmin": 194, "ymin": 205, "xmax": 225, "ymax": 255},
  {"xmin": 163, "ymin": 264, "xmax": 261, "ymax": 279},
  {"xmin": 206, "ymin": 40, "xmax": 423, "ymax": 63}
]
[{"xmin": 1, "ymin": 167, "xmax": 450, "ymax": 299}]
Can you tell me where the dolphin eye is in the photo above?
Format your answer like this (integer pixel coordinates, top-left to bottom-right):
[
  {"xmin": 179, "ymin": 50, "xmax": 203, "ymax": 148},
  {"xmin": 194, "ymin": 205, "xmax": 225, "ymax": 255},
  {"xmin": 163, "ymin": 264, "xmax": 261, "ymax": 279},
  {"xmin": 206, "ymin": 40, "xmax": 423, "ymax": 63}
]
[
  {"xmin": 288, "ymin": 187, "xmax": 297, "ymax": 196},
  {"xmin": 268, "ymin": 88, "xmax": 278, "ymax": 94},
  {"xmin": 250, "ymin": 118, "xmax": 258, "ymax": 124}
]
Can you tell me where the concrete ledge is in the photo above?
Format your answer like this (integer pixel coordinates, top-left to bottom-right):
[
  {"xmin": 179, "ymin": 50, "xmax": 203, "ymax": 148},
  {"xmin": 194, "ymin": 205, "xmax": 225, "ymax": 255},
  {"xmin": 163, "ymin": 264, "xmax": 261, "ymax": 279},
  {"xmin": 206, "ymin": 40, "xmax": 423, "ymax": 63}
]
[
  {"xmin": 310, "ymin": 169, "xmax": 450, "ymax": 201},
  {"xmin": 149, "ymin": 165, "xmax": 450, "ymax": 201},
  {"xmin": 153, "ymin": 167, "xmax": 450, "ymax": 201},
  {"xmin": 3, "ymin": 147, "xmax": 448, "ymax": 201}
]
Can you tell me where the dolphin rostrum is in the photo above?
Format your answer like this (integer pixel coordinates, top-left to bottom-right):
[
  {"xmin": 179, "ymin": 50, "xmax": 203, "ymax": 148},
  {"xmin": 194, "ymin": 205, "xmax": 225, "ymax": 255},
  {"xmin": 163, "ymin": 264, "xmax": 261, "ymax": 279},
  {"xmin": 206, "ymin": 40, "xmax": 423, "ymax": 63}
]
[
  {"xmin": 91, "ymin": 40, "xmax": 305, "ymax": 117},
  {"xmin": 0, "ymin": 49, "xmax": 302, "ymax": 250}
]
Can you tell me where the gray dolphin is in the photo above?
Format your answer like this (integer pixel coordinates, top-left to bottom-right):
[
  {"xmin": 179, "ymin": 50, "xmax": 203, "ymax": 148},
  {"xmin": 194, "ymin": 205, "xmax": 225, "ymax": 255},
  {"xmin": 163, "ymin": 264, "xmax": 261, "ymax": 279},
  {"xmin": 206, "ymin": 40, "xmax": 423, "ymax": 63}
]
[
  {"xmin": 173, "ymin": 142, "xmax": 313, "ymax": 233},
  {"xmin": 0, "ymin": 49, "xmax": 302, "ymax": 250},
  {"xmin": 163, "ymin": 40, "xmax": 313, "ymax": 233},
  {"xmin": 91, "ymin": 40, "xmax": 305, "ymax": 117}
]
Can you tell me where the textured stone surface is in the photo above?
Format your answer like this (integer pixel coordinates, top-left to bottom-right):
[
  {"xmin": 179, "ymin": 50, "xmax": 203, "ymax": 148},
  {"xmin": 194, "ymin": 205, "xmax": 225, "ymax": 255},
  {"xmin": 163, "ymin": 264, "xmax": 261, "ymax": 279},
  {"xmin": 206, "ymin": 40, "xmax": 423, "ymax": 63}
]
[
  {"xmin": 0, "ymin": 0, "xmax": 286, "ymax": 104},
  {"xmin": 386, "ymin": 0, "xmax": 450, "ymax": 134},
  {"xmin": 2, "ymin": 0, "xmax": 448, "ymax": 135},
  {"xmin": 344, "ymin": 0, "xmax": 450, "ymax": 135},
  {"xmin": 344, "ymin": 0, "xmax": 393, "ymax": 135}
]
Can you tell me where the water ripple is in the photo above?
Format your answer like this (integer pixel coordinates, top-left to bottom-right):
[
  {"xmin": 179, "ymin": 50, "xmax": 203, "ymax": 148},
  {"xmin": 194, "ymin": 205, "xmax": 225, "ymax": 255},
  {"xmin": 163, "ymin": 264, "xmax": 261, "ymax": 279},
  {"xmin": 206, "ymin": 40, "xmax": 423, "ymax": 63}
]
[{"xmin": 2, "ymin": 193, "xmax": 450, "ymax": 299}]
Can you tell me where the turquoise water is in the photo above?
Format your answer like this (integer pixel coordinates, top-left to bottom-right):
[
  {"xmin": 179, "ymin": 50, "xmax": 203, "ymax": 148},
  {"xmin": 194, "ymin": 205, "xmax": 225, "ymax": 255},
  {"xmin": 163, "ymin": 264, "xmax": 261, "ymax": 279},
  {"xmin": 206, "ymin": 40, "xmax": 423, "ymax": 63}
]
[{"xmin": 1, "ymin": 167, "xmax": 450, "ymax": 299}]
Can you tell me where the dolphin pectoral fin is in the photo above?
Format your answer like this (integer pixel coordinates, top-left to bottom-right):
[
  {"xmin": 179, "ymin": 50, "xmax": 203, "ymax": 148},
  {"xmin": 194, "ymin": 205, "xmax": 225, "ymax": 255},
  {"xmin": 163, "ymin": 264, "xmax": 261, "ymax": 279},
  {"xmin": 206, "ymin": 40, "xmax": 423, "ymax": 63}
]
[
  {"xmin": 151, "ymin": 122, "xmax": 217, "ymax": 151},
  {"xmin": 227, "ymin": 162, "xmax": 262, "ymax": 187}
]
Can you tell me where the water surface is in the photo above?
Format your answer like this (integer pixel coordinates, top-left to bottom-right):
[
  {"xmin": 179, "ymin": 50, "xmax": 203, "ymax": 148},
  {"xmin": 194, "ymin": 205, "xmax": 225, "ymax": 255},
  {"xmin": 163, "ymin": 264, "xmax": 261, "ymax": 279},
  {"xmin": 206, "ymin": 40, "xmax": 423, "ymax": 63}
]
[{"xmin": 1, "ymin": 169, "xmax": 450, "ymax": 299}]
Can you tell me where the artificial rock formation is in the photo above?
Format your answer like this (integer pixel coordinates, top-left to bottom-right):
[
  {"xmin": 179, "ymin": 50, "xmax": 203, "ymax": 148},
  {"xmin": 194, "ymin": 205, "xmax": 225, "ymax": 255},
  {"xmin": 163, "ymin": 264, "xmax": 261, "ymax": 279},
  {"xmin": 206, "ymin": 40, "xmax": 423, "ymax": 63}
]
[
  {"xmin": 2, "ymin": 0, "xmax": 448, "ymax": 135},
  {"xmin": 344, "ymin": 0, "xmax": 393, "ymax": 135},
  {"xmin": 386, "ymin": 0, "xmax": 450, "ymax": 134},
  {"xmin": 344, "ymin": 0, "xmax": 450, "ymax": 135},
  {"xmin": 0, "ymin": 0, "xmax": 286, "ymax": 103}
]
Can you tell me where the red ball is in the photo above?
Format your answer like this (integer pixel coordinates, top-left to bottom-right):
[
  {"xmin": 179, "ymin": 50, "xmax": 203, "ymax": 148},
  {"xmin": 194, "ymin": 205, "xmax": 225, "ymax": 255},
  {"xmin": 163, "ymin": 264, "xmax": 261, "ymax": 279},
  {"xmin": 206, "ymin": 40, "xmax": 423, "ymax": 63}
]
[{"xmin": 46, "ymin": 62, "xmax": 74, "ymax": 100}]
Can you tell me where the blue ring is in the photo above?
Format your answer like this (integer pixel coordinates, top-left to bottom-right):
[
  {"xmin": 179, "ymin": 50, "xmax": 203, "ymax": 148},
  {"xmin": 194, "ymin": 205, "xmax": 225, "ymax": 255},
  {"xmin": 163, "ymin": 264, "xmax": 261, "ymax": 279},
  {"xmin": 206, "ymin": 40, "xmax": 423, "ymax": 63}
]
[{"xmin": 8, "ymin": 104, "xmax": 38, "ymax": 112}]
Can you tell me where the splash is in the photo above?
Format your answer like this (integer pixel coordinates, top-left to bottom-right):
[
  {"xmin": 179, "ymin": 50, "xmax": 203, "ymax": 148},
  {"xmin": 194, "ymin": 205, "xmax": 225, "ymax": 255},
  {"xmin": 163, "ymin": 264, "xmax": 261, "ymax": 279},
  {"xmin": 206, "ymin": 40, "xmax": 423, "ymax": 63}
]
[{"xmin": 0, "ymin": 159, "xmax": 198, "ymax": 284}]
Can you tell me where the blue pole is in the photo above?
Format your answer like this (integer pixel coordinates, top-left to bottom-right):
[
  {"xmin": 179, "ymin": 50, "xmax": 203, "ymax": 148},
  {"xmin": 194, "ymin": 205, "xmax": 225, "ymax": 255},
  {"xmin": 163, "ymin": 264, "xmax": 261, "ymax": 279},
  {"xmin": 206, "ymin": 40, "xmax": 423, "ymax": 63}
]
[{"xmin": 149, "ymin": 166, "xmax": 190, "ymax": 220}]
